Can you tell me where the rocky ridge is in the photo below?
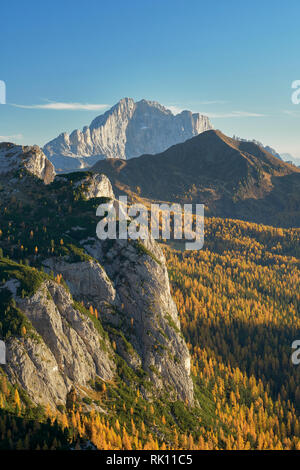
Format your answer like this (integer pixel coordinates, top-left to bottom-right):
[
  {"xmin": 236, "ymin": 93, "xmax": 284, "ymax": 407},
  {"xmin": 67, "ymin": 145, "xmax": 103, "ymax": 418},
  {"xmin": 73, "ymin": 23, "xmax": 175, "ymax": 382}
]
[
  {"xmin": 0, "ymin": 142, "xmax": 55, "ymax": 184},
  {"xmin": 43, "ymin": 98, "xmax": 212, "ymax": 171},
  {"xmin": 0, "ymin": 144, "xmax": 194, "ymax": 408}
]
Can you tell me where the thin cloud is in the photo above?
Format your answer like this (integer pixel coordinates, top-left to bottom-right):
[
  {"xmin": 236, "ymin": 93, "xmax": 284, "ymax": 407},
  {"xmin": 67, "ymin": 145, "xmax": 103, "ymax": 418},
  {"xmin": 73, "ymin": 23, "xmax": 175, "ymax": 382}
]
[
  {"xmin": 167, "ymin": 105, "xmax": 184, "ymax": 115},
  {"xmin": 0, "ymin": 133, "xmax": 23, "ymax": 141},
  {"xmin": 282, "ymin": 110, "xmax": 300, "ymax": 117},
  {"xmin": 11, "ymin": 101, "xmax": 110, "ymax": 111},
  {"xmin": 166, "ymin": 101, "xmax": 228, "ymax": 115},
  {"xmin": 204, "ymin": 111, "xmax": 266, "ymax": 118},
  {"xmin": 197, "ymin": 100, "xmax": 228, "ymax": 105},
  {"xmin": 166, "ymin": 104, "xmax": 265, "ymax": 118}
]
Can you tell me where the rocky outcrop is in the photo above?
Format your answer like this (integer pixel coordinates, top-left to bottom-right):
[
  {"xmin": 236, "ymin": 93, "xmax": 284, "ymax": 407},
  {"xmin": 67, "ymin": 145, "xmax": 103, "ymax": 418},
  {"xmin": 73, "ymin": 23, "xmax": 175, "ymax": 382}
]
[
  {"xmin": 0, "ymin": 142, "xmax": 55, "ymax": 184},
  {"xmin": 0, "ymin": 149, "xmax": 194, "ymax": 407},
  {"xmin": 97, "ymin": 236, "xmax": 194, "ymax": 404},
  {"xmin": 5, "ymin": 280, "xmax": 114, "ymax": 408},
  {"xmin": 5, "ymin": 235, "xmax": 194, "ymax": 406},
  {"xmin": 43, "ymin": 236, "xmax": 194, "ymax": 404},
  {"xmin": 43, "ymin": 259, "xmax": 117, "ymax": 311},
  {"xmin": 56, "ymin": 172, "xmax": 114, "ymax": 199},
  {"xmin": 43, "ymin": 98, "xmax": 212, "ymax": 171},
  {"xmin": 78, "ymin": 173, "xmax": 114, "ymax": 200}
]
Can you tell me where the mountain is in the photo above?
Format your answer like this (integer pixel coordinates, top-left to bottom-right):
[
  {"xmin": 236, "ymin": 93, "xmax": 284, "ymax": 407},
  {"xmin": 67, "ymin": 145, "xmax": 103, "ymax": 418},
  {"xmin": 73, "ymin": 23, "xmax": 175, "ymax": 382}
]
[
  {"xmin": 232, "ymin": 135, "xmax": 283, "ymax": 160},
  {"xmin": 92, "ymin": 129, "xmax": 300, "ymax": 227},
  {"xmin": 0, "ymin": 143, "xmax": 194, "ymax": 410},
  {"xmin": 43, "ymin": 98, "xmax": 212, "ymax": 172},
  {"xmin": 0, "ymin": 142, "xmax": 55, "ymax": 184},
  {"xmin": 1, "ymin": 140, "xmax": 299, "ymax": 450},
  {"xmin": 232, "ymin": 138, "xmax": 300, "ymax": 168},
  {"xmin": 280, "ymin": 153, "xmax": 300, "ymax": 167},
  {"xmin": 264, "ymin": 145, "xmax": 282, "ymax": 160}
]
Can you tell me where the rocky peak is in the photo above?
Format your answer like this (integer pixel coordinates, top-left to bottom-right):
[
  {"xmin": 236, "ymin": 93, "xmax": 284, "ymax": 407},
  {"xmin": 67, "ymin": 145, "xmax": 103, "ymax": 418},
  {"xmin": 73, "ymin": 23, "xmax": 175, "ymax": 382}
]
[
  {"xmin": 43, "ymin": 98, "xmax": 212, "ymax": 172},
  {"xmin": 5, "ymin": 279, "xmax": 115, "ymax": 408},
  {"xmin": 1, "ymin": 168, "xmax": 194, "ymax": 408},
  {"xmin": 43, "ymin": 235, "xmax": 194, "ymax": 404},
  {"xmin": 0, "ymin": 142, "xmax": 55, "ymax": 184},
  {"xmin": 57, "ymin": 172, "xmax": 115, "ymax": 200}
]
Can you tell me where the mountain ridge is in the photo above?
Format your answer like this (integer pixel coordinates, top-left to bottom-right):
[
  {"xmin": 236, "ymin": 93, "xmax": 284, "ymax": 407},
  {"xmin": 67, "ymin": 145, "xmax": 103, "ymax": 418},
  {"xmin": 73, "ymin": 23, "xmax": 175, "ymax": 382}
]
[
  {"xmin": 43, "ymin": 97, "xmax": 212, "ymax": 172},
  {"xmin": 0, "ymin": 142, "xmax": 194, "ymax": 409},
  {"xmin": 91, "ymin": 129, "xmax": 300, "ymax": 227}
]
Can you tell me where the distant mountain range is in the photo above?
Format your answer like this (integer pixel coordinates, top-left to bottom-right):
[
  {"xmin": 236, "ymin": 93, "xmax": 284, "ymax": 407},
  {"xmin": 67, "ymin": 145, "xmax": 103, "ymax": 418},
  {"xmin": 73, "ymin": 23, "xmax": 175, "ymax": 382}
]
[
  {"xmin": 280, "ymin": 153, "xmax": 300, "ymax": 167},
  {"xmin": 92, "ymin": 129, "xmax": 300, "ymax": 227},
  {"xmin": 232, "ymin": 135, "xmax": 283, "ymax": 160},
  {"xmin": 233, "ymin": 137, "xmax": 300, "ymax": 166},
  {"xmin": 43, "ymin": 98, "xmax": 212, "ymax": 172}
]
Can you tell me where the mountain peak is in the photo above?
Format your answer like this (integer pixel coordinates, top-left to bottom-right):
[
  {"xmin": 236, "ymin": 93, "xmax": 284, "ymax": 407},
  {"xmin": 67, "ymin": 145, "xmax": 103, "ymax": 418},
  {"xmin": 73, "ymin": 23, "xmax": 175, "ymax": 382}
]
[
  {"xmin": 91, "ymin": 129, "xmax": 300, "ymax": 227},
  {"xmin": 43, "ymin": 98, "xmax": 212, "ymax": 172},
  {"xmin": 0, "ymin": 142, "xmax": 55, "ymax": 184}
]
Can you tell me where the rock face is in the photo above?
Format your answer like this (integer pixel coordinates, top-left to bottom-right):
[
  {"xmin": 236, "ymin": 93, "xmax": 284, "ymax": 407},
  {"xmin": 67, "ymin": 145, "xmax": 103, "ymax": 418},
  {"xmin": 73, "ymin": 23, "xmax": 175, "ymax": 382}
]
[
  {"xmin": 0, "ymin": 147, "xmax": 194, "ymax": 407},
  {"xmin": 97, "ymin": 236, "xmax": 193, "ymax": 404},
  {"xmin": 5, "ymin": 280, "xmax": 114, "ymax": 408},
  {"xmin": 79, "ymin": 173, "xmax": 114, "ymax": 200},
  {"xmin": 55, "ymin": 172, "xmax": 115, "ymax": 200},
  {"xmin": 0, "ymin": 142, "xmax": 55, "ymax": 184},
  {"xmin": 6, "ymin": 238, "xmax": 194, "ymax": 406},
  {"xmin": 43, "ymin": 98, "xmax": 212, "ymax": 171},
  {"xmin": 43, "ymin": 236, "xmax": 194, "ymax": 404}
]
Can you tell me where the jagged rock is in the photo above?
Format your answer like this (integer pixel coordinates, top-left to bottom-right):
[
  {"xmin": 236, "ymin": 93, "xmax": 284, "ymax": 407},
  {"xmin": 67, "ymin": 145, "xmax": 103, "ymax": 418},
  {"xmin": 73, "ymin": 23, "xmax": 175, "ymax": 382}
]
[
  {"xmin": 45, "ymin": 235, "xmax": 194, "ymax": 404},
  {"xmin": 77, "ymin": 173, "xmax": 114, "ymax": 200},
  {"xmin": 97, "ymin": 236, "xmax": 194, "ymax": 404},
  {"xmin": 43, "ymin": 258, "xmax": 117, "ymax": 310},
  {"xmin": 0, "ymin": 142, "xmax": 55, "ymax": 184},
  {"xmin": 43, "ymin": 98, "xmax": 212, "ymax": 171},
  {"xmin": 5, "ymin": 280, "xmax": 115, "ymax": 408},
  {"xmin": 6, "ymin": 336, "xmax": 68, "ymax": 408},
  {"xmin": 0, "ymin": 147, "xmax": 194, "ymax": 406}
]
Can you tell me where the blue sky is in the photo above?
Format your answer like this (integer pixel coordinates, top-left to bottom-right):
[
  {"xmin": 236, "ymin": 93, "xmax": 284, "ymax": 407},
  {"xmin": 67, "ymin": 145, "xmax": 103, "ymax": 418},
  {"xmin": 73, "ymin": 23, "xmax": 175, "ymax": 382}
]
[{"xmin": 0, "ymin": 0, "xmax": 299, "ymax": 158}]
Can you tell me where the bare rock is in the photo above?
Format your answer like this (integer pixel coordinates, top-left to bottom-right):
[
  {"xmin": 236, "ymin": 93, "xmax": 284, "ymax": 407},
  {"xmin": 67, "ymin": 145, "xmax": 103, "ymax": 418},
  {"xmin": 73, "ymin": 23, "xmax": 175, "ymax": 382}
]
[
  {"xmin": 5, "ymin": 280, "xmax": 115, "ymax": 408},
  {"xmin": 0, "ymin": 142, "xmax": 55, "ymax": 183},
  {"xmin": 43, "ymin": 98, "xmax": 212, "ymax": 172}
]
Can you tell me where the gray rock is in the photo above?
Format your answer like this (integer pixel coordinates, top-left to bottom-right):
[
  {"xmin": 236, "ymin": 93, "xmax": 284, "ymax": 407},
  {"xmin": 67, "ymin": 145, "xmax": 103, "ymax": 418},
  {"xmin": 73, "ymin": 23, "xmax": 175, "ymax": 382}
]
[
  {"xmin": 43, "ymin": 98, "xmax": 212, "ymax": 172},
  {"xmin": 77, "ymin": 173, "xmax": 114, "ymax": 200},
  {"xmin": 97, "ymin": 237, "xmax": 194, "ymax": 404},
  {"xmin": 5, "ymin": 280, "xmax": 115, "ymax": 408},
  {"xmin": 44, "ymin": 235, "xmax": 194, "ymax": 404},
  {"xmin": 0, "ymin": 142, "xmax": 55, "ymax": 184}
]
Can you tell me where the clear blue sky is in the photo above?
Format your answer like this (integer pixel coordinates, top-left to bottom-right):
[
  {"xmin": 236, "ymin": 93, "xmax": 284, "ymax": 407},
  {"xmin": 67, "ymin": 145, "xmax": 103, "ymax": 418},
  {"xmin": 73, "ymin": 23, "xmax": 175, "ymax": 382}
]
[{"xmin": 0, "ymin": 0, "xmax": 299, "ymax": 158}]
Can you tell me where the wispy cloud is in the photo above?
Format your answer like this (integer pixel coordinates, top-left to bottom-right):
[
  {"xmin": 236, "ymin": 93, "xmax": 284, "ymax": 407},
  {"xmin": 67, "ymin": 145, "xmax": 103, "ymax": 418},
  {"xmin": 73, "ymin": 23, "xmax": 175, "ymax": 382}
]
[
  {"xmin": 166, "ymin": 101, "xmax": 229, "ymax": 115},
  {"xmin": 0, "ymin": 133, "xmax": 23, "ymax": 141},
  {"xmin": 166, "ymin": 100, "xmax": 228, "ymax": 114},
  {"xmin": 282, "ymin": 109, "xmax": 300, "ymax": 117},
  {"xmin": 204, "ymin": 111, "xmax": 266, "ymax": 118},
  {"xmin": 166, "ymin": 104, "xmax": 266, "ymax": 118},
  {"xmin": 11, "ymin": 101, "xmax": 110, "ymax": 111},
  {"xmin": 197, "ymin": 100, "xmax": 228, "ymax": 105},
  {"xmin": 166, "ymin": 105, "xmax": 184, "ymax": 115}
]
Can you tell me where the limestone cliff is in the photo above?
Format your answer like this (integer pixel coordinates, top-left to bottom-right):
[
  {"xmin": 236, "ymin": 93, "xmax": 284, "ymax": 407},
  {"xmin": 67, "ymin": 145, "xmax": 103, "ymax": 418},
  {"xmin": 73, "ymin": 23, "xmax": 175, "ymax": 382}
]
[
  {"xmin": 43, "ymin": 98, "xmax": 212, "ymax": 171},
  {"xmin": 4, "ymin": 280, "xmax": 114, "ymax": 408},
  {"xmin": 44, "ymin": 236, "xmax": 194, "ymax": 404},
  {"xmin": 0, "ymin": 144, "xmax": 194, "ymax": 408},
  {"xmin": 0, "ymin": 142, "xmax": 55, "ymax": 184}
]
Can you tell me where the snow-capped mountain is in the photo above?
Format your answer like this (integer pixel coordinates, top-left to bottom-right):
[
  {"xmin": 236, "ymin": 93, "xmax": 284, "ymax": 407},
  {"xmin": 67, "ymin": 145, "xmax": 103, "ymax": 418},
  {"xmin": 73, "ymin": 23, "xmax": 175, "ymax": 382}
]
[{"xmin": 43, "ymin": 98, "xmax": 212, "ymax": 172}]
